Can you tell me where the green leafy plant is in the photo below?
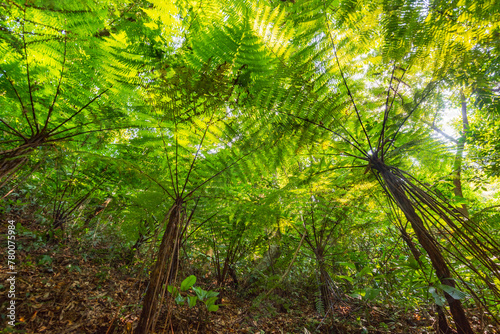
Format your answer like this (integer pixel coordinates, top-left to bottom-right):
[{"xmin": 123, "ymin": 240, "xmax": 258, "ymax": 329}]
[
  {"xmin": 167, "ymin": 275, "xmax": 220, "ymax": 312},
  {"xmin": 429, "ymin": 284, "xmax": 469, "ymax": 307},
  {"xmin": 37, "ymin": 255, "xmax": 53, "ymax": 267}
]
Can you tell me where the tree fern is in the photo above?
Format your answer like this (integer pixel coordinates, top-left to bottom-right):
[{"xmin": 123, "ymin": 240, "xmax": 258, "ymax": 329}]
[{"xmin": 0, "ymin": 0, "xmax": 147, "ymax": 181}]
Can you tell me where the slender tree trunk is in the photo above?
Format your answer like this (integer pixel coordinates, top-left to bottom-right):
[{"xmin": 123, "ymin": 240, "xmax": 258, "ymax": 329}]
[
  {"xmin": 452, "ymin": 91, "xmax": 470, "ymax": 218},
  {"xmin": 315, "ymin": 252, "xmax": 333, "ymax": 313},
  {"xmin": 219, "ymin": 255, "xmax": 231, "ymax": 286},
  {"xmin": 135, "ymin": 198, "xmax": 183, "ymax": 334},
  {"xmin": 380, "ymin": 168, "xmax": 474, "ymax": 334},
  {"xmin": 228, "ymin": 265, "xmax": 238, "ymax": 288}
]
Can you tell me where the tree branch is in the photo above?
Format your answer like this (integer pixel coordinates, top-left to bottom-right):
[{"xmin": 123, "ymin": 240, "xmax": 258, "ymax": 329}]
[{"xmin": 422, "ymin": 120, "xmax": 458, "ymax": 143}]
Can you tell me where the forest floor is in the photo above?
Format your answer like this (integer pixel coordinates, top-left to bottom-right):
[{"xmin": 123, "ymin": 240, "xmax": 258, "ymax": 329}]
[{"xmin": 1, "ymin": 213, "xmax": 498, "ymax": 334}]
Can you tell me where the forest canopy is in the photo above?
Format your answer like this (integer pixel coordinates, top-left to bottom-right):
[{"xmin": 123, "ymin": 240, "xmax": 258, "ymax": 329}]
[{"xmin": 1, "ymin": 0, "xmax": 500, "ymax": 333}]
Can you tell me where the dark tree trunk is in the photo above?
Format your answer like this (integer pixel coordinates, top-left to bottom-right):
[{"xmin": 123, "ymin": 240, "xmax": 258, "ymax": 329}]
[
  {"xmin": 315, "ymin": 253, "xmax": 333, "ymax": 314},
  {"xmin": 228, "ymin": 265, "xmax": 238, "ymax": 288},
  {"xmin": 437, "ymin": 304, "xmax": 458, "ymax": 334},
  {"xmin": 219, "ymin": 255, "xmax": 231, "ymax": 286},
  {"xmin": 135, "ymin": 198, "xmax": 183, "ymax": 334},
  {"xmin": 379, "ymin": 167, "xmax": 474, "ymax": 334}
]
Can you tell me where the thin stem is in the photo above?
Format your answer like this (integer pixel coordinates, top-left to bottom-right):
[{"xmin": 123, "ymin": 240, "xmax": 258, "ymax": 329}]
[
  {"xmin": 0, "ymin": 120, "xmax": 27, "ymax": 140},
  {"xmin": 47, "ymin": 117, "xmax": 129, "ymax": 137},
  {"xmin": 386, "ymin": 81, "xmax": 436, "ymax": 154},
  {"xmin": 48, "ymin": 88, "xmax": 111, "ymax": 135},
  {"xmin": 43, "ymin": 32, "xmax": 67, "ymax": 131},
  {"xmin": 378, "ymin": 64, "xmax": 396, "ymax": 151},
  {"xmin": 179, "ymin": 197, "xmax": 200, "ymax": 242},
  {"xmin": 380, "ymin": 65, "xmax": 409, "ymax": 159},
  {"xmin": 160, "ymin": 129, "xmax": 177, "ymax": 196},
  {"xmin": 75, "ymin": 152, "xmax": 175, "ymax": 200},
  {"xmin": 423, "ymin": 120, "xmax": 458, "ymax": 143},
  {"xmin": 1, "ymin": 69, "xmax": 33, "ymax": 136},
  {"xmin": 184, "ymin": 145, "xmax": 262, "ymax": 199},
  {"xmin": 323, "ymin": 5, "xmax": 373, "ymax": 153},
  {"xmin": 22, "ymin": 8, "xmax": 39, "ymax": 134},
  {"xmin": 44, "ymin": 126, "xmax": 130, "ymax": 143},
  {"xmin": 277, "ymin": 111, "xmax": 368, "ymax": 159},
  {"xmin": 175, "ymin": 121, "xmax": 180, "ymax": 196},
  {"xmin": 181, "ymin": 114, "xmax": 214, "ymax": 197}
]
